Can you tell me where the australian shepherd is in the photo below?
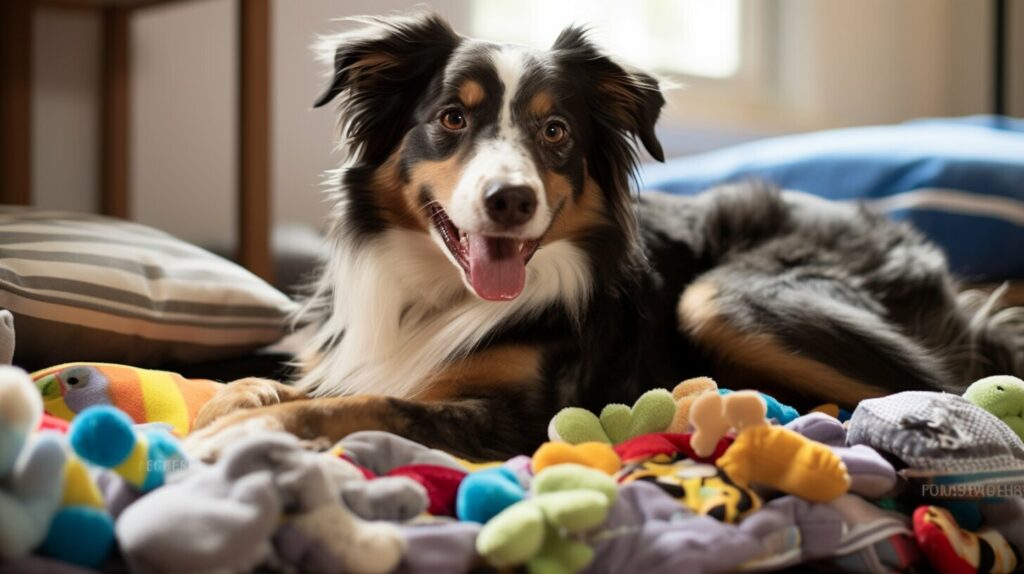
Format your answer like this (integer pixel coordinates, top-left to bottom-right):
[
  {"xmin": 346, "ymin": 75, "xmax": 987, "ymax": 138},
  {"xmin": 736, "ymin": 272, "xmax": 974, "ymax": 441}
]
[{"xmin": 187, "ymin": 14, "xmax": 1023, "ymax": 460}]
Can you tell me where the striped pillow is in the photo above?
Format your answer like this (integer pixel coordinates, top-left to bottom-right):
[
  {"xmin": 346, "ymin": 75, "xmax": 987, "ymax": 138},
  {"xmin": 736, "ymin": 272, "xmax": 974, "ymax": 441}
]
[{"xmin": 0, "ymin": 209, "xmax": 299, "ymax": 369}]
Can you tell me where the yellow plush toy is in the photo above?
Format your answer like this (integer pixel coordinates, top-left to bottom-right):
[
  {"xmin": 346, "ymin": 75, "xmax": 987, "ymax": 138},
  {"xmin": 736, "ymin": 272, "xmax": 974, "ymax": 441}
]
[
  {"xmin": 32, "ymin": 363, "xmax": 222, "ymax": 436},
  {"xmin": 531, "ymin": 442, "xmax": 622, "ymax": 475},
  {"xmin": 690, "ymin": 390, "xmax": 851, "ymax": 503}
]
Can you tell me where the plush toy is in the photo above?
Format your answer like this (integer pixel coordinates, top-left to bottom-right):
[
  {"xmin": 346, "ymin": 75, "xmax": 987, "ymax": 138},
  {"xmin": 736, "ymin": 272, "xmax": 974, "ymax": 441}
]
[
  {"xmin": 689, "ymin": 391, "xmax": 762, "ymax": 458},
  {"xmin": 719, "ymin": 388, "xmax": 800, "ymax": 425},
  {"xmin": 476, "ymin": 463, "xmax": 618, "ymax": 574},
  {"xmin": 548, "ymin": 389, "xmax": 676, "ymax": 445},
  {"xmin": 0, "ymin": 366, "xmax": 66, "ymax": 559},
  {"xmin": 69, "ymin": 405, "xmax": 187, "ymax": 493},
  {"xmin": 0, "ymin": 310, "xmax": 14, "ymax": 365},
  {"xmin": 826, "ymin": 495, "xmax": 922, "ymax": 574},
  {"xmin": 848, "ymin": 391, "xmax": 1024, "ymax": 499},
  {"xmin": 613, "ymin": 432, "xmax": 733, "ymax": 465},
  {"xmin": 0, "ymin": 366, "xmax": 115, "ymax": 567},
  {"xmin": 447, "ymin": 442, "xmax": 616, "ymax": 528},
  {"xmin": 336, "ymin": 477, "xmax": 427, "ymax": 522},
  {"xmin": 914, "ymin": 505, "xmax": 1019, "ymax": 574},
  {"xmin": 118, "ymin": 431, "xmax": 406, "ymax": 574},
  {"xmin": 620, "ymin": 459, "xmax": 763, "ymax": 523},
  {"xmin": 532, "ymin": 442, "xmax": 622, "ymax": 475},
  {"xmin": 590, "ymin": 482, "xmax": 843, "ymax": 574},
  {"xmin": 457, "ymin": 466, "xmax": 527, "ymax": 524},
  {"xmin": 810, "ymin": 403, "xmax": 852, "ymax": 422},
  {"xmin": 40, "ymin": 452, "xmax": 117, "ymax": 568},
  {"xmin": 33, "ymin": 362, "xmax": 222, "ymax": 436},
  {"xmin": 691, "ymin": 391, "xmax": 851, "ymax": 503},
  {"xmin": 964, "ymin": 375, "xmax": 1024, "ymax": 441},
  {"xmin": 667, "ymin": 377, "xmax": 719, "ymax": 433},
  {"xmin": 335, "ymin": 431, "xmax": 468, "ymax": 517}
]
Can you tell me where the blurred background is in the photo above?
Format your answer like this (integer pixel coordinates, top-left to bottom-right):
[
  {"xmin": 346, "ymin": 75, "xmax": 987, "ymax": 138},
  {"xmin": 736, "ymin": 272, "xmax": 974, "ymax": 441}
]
[{"xmin": 1, "ymin": 0, "xmax": 1022, "ymax": 293}]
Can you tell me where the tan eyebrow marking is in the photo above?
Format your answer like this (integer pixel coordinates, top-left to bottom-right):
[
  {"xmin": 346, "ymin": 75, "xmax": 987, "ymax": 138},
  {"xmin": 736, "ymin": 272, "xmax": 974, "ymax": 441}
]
[
  {"xmin": 529, "ymin": 91, "xmax": 554, "ymax": 117},
  {"xmin": 459, "ymin": 80, "xmax": 486, "ymax": 108}
]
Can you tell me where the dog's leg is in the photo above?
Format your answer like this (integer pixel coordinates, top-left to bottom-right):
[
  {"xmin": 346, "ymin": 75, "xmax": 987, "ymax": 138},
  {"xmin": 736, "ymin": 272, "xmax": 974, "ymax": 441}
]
[
  {"xmin": 186, "ymin": 344, "xmax": 549, "ymax": 461},
  {"xmin": 678, "ymin": 274, "xmax": 952, "ymax": 407},
  {"xmin": 184, "ymin": 392, "xmax": 546, "ymax": 462},
  {"xmin": 192, "ymin": 377, "xmax": 308, "ymax": 430}
]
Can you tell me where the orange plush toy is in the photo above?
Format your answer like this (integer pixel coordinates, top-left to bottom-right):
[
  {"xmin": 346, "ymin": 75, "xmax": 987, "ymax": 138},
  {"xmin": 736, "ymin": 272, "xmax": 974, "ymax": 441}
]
[{"xmin": 32, "ymin": 363, "xmax": 222, "ymax": 436}]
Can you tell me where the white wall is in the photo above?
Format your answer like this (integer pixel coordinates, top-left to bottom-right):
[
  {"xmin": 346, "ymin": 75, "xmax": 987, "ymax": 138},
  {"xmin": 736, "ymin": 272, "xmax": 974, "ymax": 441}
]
[
  {"xmin": 32, "ymin": 8, "xmax": 101, "ymax": 214},
  {"xmin": 132, "ymin": 0, "xmax": 237, "ymax": 250},
  {"xmin": 30, "ymin": 0, "xmax": 1020, "ymax": 250}
]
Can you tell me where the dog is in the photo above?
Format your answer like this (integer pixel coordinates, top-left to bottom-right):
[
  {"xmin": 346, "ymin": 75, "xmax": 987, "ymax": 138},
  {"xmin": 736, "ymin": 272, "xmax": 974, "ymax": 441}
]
[{"xmin": 187, "ymin": 13, "xmax": 1023, "ymax": 460}]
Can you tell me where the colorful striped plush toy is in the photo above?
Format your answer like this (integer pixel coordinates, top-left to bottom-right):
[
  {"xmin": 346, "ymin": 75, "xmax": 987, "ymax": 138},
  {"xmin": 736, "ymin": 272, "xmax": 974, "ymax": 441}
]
[{"xmin": 32, "ymin": 363, "xmax": 222, "ymax": 436}]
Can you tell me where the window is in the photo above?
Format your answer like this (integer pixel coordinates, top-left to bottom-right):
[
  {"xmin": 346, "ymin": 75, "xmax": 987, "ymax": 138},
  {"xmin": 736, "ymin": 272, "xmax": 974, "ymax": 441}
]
[{"xmin": 470, "ymin": 0, "xmax": 743, "ymax": 79}]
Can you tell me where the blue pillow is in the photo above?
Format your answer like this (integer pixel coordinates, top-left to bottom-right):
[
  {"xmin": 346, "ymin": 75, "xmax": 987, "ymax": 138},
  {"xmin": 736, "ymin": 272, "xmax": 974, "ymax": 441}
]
[{"xmin": 640, "ymin": 116, "xmax": 1024, "ymax": 281}]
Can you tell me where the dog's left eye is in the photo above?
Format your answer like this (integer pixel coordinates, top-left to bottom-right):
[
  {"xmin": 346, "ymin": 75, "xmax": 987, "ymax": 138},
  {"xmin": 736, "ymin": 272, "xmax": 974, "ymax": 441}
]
[
  {"xmin": 542, "ymin": 120, "xmax": 568, "ymax": 144},
  {"xmin": 439, "ymin": 108, "xmax": 467, "ymax": 131}
]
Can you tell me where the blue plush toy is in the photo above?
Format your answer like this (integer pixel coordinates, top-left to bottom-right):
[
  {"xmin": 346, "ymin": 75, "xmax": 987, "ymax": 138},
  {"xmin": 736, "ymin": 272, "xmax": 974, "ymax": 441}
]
[
  {"xmin": 39, "ymin": 452, "xmax": 117, "ymax": 568},
  {"xmin": 456, "ymin": 466, "xmax": 527, "ymax": 523},
  {"xmin": 69, "ymin": 405, "xmax": 188, "ymax": 492}
]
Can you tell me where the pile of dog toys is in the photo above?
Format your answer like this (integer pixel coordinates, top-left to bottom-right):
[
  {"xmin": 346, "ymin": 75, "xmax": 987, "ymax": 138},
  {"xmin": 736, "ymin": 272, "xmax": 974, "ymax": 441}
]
[{"xmin": 2, "ymin": 362, "xmax": 1024, "ymax": 574}]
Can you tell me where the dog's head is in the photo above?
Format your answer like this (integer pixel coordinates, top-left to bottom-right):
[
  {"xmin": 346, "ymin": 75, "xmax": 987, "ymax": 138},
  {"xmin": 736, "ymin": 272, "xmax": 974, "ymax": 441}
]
[{"xmin": 315, "ymin": 14, "xmax": 665, "ymax": 301}]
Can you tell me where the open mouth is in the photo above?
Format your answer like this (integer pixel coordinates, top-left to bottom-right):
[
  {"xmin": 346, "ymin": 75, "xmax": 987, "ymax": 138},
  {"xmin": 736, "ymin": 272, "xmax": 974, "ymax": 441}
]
[{"xmin": 426, "ymin": 201, "xmax": 540, "ymax": 301}]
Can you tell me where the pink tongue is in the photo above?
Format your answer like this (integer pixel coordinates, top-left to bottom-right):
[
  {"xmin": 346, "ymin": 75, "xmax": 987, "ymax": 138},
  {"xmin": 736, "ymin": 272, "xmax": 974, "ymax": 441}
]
[{"xmin": 468, "ymin": 234, "xmax": 525, "ymax": 301}]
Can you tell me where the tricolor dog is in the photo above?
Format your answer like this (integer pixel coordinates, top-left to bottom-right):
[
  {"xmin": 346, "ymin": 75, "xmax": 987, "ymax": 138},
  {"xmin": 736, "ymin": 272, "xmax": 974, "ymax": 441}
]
[{"xmin": 188, "ymin": 14, "xmax": 1023, "ymax": 460}]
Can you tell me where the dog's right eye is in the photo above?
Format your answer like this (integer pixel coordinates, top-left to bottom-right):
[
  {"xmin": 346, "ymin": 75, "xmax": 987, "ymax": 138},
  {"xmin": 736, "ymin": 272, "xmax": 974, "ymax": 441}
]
[{"xmin": 439, "ymin": 108, "xmax": 467, "ymax": 131}]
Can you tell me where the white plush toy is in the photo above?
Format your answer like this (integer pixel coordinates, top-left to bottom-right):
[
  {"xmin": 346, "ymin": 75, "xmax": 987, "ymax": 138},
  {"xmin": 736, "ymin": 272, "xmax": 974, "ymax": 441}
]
[{"xmin": 0, "ymin": 365, "xmax": 66, "ymax": 558}]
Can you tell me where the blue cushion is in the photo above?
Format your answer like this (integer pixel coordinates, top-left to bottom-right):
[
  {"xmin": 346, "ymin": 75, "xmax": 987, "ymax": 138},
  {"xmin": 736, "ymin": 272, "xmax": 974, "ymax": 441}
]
[{"xmin": 640, "ymin": 116, "xmax": 1024, "ymax": 281}]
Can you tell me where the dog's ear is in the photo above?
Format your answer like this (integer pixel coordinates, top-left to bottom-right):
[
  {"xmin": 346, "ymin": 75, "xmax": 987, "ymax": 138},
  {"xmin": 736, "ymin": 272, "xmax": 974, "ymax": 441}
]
[
  {"xmin": 552, "ymin": 26, "xmax": 665, "ymax": 162},
  {"xmin": 314, "ymin": 14, "xmax": 461, "ymax": 162}
]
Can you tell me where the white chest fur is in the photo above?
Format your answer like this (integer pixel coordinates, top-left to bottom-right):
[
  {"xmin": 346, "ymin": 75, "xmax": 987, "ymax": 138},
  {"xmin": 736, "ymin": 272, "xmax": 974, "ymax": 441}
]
[{"xmin": 296, "ymin": 228, "xmax": 591, "ymax": 399}]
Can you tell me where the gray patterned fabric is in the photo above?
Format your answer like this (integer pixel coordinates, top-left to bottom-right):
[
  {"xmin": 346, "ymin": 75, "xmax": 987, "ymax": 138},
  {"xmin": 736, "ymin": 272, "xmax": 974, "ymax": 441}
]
[{"xmin": 847, "ymin": 391, "xmax": 1024, "ymax": 474}]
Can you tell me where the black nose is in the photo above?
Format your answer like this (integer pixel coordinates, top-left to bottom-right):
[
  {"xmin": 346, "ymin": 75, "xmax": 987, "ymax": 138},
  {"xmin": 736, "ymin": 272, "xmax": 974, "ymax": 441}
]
[{"xmin": 484, "ymin": 184, "xmax": 537, "ymax": 227}]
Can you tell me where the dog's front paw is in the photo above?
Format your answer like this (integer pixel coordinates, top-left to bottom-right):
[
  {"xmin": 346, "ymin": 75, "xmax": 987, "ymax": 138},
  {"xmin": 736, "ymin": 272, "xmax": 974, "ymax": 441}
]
[
  {"xmin": 194, "ymin": 378, "xmax": 287, "ymax": 430},
  {"xmin": 183, "ymin": 412, "xmax": 284, "ymax": 463}
]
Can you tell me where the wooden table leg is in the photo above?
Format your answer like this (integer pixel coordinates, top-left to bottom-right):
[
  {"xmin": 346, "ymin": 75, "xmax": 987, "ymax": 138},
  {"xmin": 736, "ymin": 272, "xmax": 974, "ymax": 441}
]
[
  {"xmin": 0, "ymin": 0, "xmax": 33, "ymax": 206},
  {"xmin": 238, "ymin": 0, "xmax": 273, "ymax": 282},
  {"xmin": 101, "ymin": 6, "xmax": 130, "ymax": 219}
]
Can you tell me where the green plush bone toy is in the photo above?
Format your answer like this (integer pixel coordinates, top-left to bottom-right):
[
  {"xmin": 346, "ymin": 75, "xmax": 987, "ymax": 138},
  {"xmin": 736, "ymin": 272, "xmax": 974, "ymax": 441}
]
[
  {"xmin": 963, "ymin": 375, "xmax": 1024, "ymax": 442},
  {"xmin": 476, "ymin": 464, "xmax": 618, "ymax": 574},
  {"xmin": 548, "ymin": 389, "xmax": 677, "ymax": 444}
]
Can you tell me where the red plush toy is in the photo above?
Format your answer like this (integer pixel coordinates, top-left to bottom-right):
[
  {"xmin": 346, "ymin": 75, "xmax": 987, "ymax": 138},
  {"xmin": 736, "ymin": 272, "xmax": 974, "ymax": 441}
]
[{"xmin": 913, "ymin": 505, "xmax": 1019, "ymax": 574}]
